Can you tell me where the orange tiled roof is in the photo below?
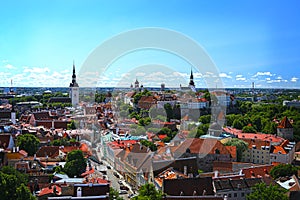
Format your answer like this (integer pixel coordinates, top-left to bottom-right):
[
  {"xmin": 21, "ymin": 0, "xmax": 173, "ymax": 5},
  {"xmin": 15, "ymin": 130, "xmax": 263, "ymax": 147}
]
[
  {"xmin": 38, "ymin": 185, "xmax": 61, "ymax": 197},
  {"xmin": 174, "ymin": 138, "xmax": 233, "ymax": 156},
  {"xmin": 158, "ymin": 134, "xmax": 167, "ymax": 140},
  {"xmin": 271, "ymin": 140, "xmax": 291, "ymax": 154},
  {"xmin": 277, "ymin": 116, "xmax": 293, "ymax": 129},
  {"xmin": 224, "ymin": 127, "xmax": 284, "ymax": 144},
  {"xmin": 225, "ymin": 146, "xmax": 237, "ymax": 159},
  {"xmin": 242, "ymin": 165, "xmax": 273, "ymax": 178}
]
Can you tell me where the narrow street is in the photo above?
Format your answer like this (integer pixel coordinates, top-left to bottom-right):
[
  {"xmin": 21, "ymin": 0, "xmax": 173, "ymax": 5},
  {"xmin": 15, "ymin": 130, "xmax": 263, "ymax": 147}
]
[{"xmin": 93, "ymin": 145, "xmax": 135, "ymax": 199}]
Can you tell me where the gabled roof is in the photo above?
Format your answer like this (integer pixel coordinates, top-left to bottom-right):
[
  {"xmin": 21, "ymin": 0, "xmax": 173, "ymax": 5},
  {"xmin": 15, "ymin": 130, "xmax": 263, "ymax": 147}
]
[
  {"xmin": 242, "ymin": 165, "xmax": 273, "ymax": 178},
  {"xmin": 38, "ymin": 184, "xmax": 61, "ymax": 197},
  {"xmin": 174, "ymin": 138, "xmax": 232, "ymax": 156},
  {"xmin": 163, "ymin": 177, "xmax": 214, "ymax": 196},
  {"xmin": 36, "ymin": 146, "xmax": 60, "ymax": 158},
  {"xmin": 155, "ymin": 167, "xmax": 188, "ymax": 188},
  {"xmin": 125, "ymin": 91, "xmax": 136, "ymax": 98},
  {"xmin": 32, "ymin": 111, "xmax": 51, "ymax": 120},
  {"xmin": 0, "ymin": 134, "xmax": 12, "ymax": 149},
  {"xmin": 278, "ymin": 116, "xmax": 293, "ymax": 129}
]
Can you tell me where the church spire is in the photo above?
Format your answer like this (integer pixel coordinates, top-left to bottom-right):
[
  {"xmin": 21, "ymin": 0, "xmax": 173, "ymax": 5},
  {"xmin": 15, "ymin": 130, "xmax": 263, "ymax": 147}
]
[
  {"xmin": 189, "ymin": 68, "xmax": 195, "ymax": 87},
  {"xmin": 70, "ymin": 61, "xmax": 79, "ymax": 87}
]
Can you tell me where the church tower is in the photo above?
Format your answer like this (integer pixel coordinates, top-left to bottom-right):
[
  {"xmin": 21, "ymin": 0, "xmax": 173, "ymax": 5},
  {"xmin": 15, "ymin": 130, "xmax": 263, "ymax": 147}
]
[
  {"xmin": 189, "ymin": 69, "xmax": 195, "ymax": 87},
  {"xmin": 277, "ymin": 116, "xmax": 293, "ymax": 140},
  {"xmin": 69, "ymin": 62, "xmax": 79, "ymax": 107},
  {"xmin": 189, "ymin": 69, "xmax": 196, "ymax": 92}
]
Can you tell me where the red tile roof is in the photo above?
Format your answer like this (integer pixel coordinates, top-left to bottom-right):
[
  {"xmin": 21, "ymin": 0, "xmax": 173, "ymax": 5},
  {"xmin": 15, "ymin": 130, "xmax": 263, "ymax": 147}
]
[
  {"xmin": 107, "ymin": 140, "xmax": 137, "ymax": 149},
  {"xmin": 38, "ymin": 184, "xmax": 61, "ymax": 197},
  {"xmin": 242, "ymin": 165, "xmax": 273, "ymax": 178},
  {"xmin": 36, "ymin": 146, "xmax": 60, "ymax": 158},
  {"xmin": 174, "ymin": 138, "xmax": 233, "ymax": 156},
  {"xmin": 224, "ymin": 127, "xmax": 284, "ymax": 144},
  {"xmin": 277, "ymin": 116, "xmax": 293, "ymax": 129},
  {"xmin": 271, "ymin": 140, "xmax": 291, "ymax": 154},
  {"xmin": 158, "ymin": 134, "xmax": 168, "ymax": 140}
]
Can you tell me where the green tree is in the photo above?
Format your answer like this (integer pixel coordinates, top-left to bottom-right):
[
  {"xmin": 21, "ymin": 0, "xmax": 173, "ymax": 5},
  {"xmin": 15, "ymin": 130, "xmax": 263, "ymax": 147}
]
[
  {"xmin": 226, "ymin": 114, "xmax": 242, "ymax": 127},
  {"xmin": 140, "ymin": 140, "xmax": 157, "ymax": 151},
  {"xmin": 164, "ymin": 103, "xmax": 174, "ymax": 122},
  {"xmin": 16, "ymin": 183, "xmax": 36, "ymax": 200},
  {"xmin": 63, "ymin": 150, "xmax": 87, "ymax": 178},
  {"xmin": 1, "ymin": 166, "xmax": 28, "ymax": 185},
  {"xmin": 67, "ymin": 120, "xmax": 77, "ymax": 130},
  {"xmin": 199, "ymin": 115, "xmax": 211, "ymax": 124},
  {"xmin": 246, "ymin": 182, "xmax": 288, "ymax": 200},
  {"xmin": 16, "ymin": 134, "xmax": 40, "ymax": 156},
  {"xmin": 109, "ymin": 188, "xmax": 124, "ymax": 200},
  {"xmin": 224, "ymin": 138, "xmax": 248, "ymax": 161},
  {"xmin": 131, "ymin": 126, "xmax": 146, "ymax": 136},
  {"xmin": 242, "ymin": 125, "xmax": 257, "ymax": 133},
  {"xmin": 133, "ymin": 183, "xmax": 163, "ymax": 200},
  {"xmin": 139, "ymin": 117, "xmax": 151, "ymax": 126},
  {"xmin": 0, "ymin": 167, "xmax": 36, "ymax": 200},
  {"xmin": 251, "ymin": 115, "xmax": 263, "ymax": 132},
  {"xmin": 232, "ymin": 118, "xmax": 245, "ymax": 130},
  {"xmin": 270, "ymin": 164, "xmax": 299, "ymax": 179}
]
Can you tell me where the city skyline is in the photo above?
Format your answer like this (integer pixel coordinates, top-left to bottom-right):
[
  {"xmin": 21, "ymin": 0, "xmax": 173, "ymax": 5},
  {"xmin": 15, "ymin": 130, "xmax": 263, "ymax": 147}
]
[{"xmin": 1, "ymin": 0, "xmax": 300, "ymax": 88}]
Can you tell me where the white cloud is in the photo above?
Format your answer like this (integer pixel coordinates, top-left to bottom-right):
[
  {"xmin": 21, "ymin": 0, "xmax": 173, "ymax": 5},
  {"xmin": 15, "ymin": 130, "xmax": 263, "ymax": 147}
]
[
  {"xmin": 253, "ymin": 71, "xmax": 274, "ymax": 77},
  {"xmin": 5, "ymin": 64, "xmax": 16, "ymax": 69},
  {"xmin": 236, "ymin": 77, "xmax": 246, "ymax": 81},
  {"xmin": 23, "ymin": 67, "xmax": 50, "ymax": 74},
  {"xmin": 193, "ymin": 72, "xmax": 203, "ymax": 78},
  {"xmin": 219, "ymin": 73, "xmax": 232, "ymax": 79},
  {"xmin": 236, "ymin": 74, "xmax": 243, "ymax": 78},
  {"xmin": 291, "ymin": 77, "xmax": 298, "ymax": 82},
  {"xmin": 136, "ymin": 72, "xmax": 146, "ymax": 76}
]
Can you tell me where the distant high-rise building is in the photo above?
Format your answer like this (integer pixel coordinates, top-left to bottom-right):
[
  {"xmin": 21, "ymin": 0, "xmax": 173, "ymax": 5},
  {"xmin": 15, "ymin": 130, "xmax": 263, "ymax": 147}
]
[
  {"xmin": 69, "ymin": 62, "xmax": 79, "ymax": 107},
  {"xmin": 161, "ymin": 83, "xmax": 165, "ymax": 91}
]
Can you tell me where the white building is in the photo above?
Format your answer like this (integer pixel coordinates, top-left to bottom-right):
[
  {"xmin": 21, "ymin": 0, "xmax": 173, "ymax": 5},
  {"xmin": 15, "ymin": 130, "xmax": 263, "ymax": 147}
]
[{"xmin": 69, "ymin": 62, "xmax": 79, "ymax": 107}]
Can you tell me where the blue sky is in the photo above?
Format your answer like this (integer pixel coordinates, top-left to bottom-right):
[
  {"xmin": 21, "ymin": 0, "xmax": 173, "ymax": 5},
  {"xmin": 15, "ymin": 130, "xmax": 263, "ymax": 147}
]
[{"xmin": 0, "ymin": 0, "xmax": 300, "ymax": 88}]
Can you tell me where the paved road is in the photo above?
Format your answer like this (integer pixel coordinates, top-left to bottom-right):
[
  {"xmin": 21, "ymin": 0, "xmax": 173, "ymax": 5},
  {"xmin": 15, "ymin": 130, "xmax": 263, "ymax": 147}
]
[{"xmin": 94, "ymin": 146, "xmax": 134, "ymax": 199}]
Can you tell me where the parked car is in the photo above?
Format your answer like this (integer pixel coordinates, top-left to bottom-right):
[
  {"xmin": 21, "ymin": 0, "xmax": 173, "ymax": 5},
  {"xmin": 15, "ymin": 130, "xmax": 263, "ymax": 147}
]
[
  {"xmin": 120, "ymin": 185, "xmax": 129, "ymax": 191},
  {"xmin": 119, "ymin": 190, "xmax": 128, "ymax": 194},
  {"xmin": 128, "ymin": 194, "xmax": 137, "ymax": 198}
]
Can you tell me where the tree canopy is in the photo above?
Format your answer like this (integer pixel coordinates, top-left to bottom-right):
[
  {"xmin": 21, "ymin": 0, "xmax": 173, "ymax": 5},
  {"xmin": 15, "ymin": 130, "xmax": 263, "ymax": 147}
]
[
  {"xmin": 224, "ymin": 138, "xmax": 248, "ymax": 161},
  {"xmin": 63, "ymin": 150, "xmax": 87, "ymax": 178},
  {"xmin": 270, "ymin": 164, "xmax": 299, "ymax": 179},
  {"xmin": 246, "ymin": 182, "xmax": 288, "ymax": 200},
  {"xmin": 0, "ymin": 166, "xmax": 35, "ymax": 200},
  {"xmin": 132, "ymin": 183, "xmax": 163, "ymax": 200},
  {"xmin": 16, "ymin": 134, "xmax": 40, "ymax": 156}
]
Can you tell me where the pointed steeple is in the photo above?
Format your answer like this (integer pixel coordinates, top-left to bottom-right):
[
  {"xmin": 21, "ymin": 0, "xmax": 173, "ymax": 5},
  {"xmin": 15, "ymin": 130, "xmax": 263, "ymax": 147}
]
[
  {"xmin": 70, "ymin": 61, "xmax": 79, "ymax": 87},
  {"xmin": 189, "ymin": 68, "xmax": 195, "ymax": 87}
]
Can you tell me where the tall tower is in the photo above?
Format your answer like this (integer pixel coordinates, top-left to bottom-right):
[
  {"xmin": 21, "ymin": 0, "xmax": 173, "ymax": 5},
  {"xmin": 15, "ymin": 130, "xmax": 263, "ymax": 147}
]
[
  {"xmin": 134, "ymin": 78, "xmax": 139, "ymax": 89},
  {"xmin": 277, "ymin": 116, "xmax": 293, "ymax": 140},
  {"xmin": 69, "ymin": 62, "xmax": 79, "ymax": 107},
  {"xmin": 189, "ymin": 69, "xmax": 196, "ymax": 92},
  {"xmin": 189, "ymin": 69, "xmax": 195, "ymax": 87}
]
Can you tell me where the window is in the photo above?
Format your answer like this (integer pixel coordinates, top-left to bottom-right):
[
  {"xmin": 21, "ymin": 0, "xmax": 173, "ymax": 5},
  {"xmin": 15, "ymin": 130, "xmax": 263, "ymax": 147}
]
[
  {"xmin": 228, "ymin": 194, "xmax": 232, "ymax": 198},
  {"xmin": 242, "ymin": 192, "xmax": 244, "ymax": 197},
  {"xmin": 234, "ymin": 193, "xmax": 237, "ymax": 197}
]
